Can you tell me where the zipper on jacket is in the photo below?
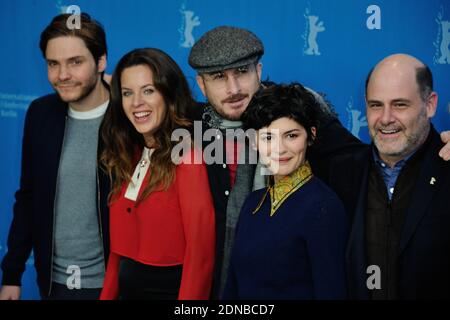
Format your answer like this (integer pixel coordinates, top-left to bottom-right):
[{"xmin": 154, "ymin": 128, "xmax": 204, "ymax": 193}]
[{"xmin": 48, "ymin": 115, "xmax": 68, "ymax": 297}]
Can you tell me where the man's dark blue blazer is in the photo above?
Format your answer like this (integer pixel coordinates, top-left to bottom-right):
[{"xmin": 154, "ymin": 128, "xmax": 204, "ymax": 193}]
[{"xmin": 328, "ymin": 126, "xmax": 450, "ymax": 299}]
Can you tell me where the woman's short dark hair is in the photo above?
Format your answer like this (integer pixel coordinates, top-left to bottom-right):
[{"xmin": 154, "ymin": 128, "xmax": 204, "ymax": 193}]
[{"xmin": 242, "ymin": 82, "xmax": 320, "ymax": 145}]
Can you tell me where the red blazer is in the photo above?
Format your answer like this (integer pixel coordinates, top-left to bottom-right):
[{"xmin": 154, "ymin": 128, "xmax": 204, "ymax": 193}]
[{"xmin": 100, "ymin": 150, "xmax": 215, "ymax": 300}]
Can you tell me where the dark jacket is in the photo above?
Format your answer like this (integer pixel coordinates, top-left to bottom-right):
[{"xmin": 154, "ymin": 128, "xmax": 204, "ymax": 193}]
[
  {"xmin": 190, "ymin": 97, "xmax": 365, "ymax": 298},
  {"xmin": 223, "ymin": 177, "xmax": 349, "ymax": 300},
  {"xmin": 190, "ymin": 102, "xmax": 231, "ymax": 297},
  {"xmin": 328, "ymin": 126, "xmax": 450, "ymax": 299},
  {"xmin": 1, "ymin": 94, "xmax": 110, "ymax": 297}
]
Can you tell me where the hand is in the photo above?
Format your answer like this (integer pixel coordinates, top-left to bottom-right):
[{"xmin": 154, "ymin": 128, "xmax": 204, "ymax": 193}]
[
  {"xmin": 0, "ymin": 285, "xmax": 21, "ymax": 300},
  {"xmin": 103, "ymin": 73, "xmax": 112, "ymax": 85},
  {"xmin": 439, "ymin": 131, "xmax": 450, "ymax": 161}
]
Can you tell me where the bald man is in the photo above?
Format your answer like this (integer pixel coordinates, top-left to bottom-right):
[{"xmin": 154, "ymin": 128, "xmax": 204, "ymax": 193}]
[{"xmin": 328, "ymin": 54, "xmax": 450, "ymax": 299}]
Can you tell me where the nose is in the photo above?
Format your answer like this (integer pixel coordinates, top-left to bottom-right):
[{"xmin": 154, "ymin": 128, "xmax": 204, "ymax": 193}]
[
  {"xmin": 380, "ymin": 106, "xmax": 395, "ymax": 125},
  {"xmin": 225, "ymin": 75, "xmax": 241, "ymax": 95},
  {"xmin": 278, "ymin": 139, "xmax": 288, "ymax": 155},
  {"xmin": 58, "ymin": 65, "xmax": 70, "ymax": 81},
  {"xmin": 272, "ymin": 136, "xmax": 287, "ymax": 157},
  {"xmin": 132, "ymin": 92, "xmax": 144, "ymax": 108}
]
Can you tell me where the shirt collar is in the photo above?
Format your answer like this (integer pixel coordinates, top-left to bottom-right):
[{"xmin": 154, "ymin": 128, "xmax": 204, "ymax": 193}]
[
  {"xmin": 252, "ymin": 161, "xmax": 314, "ymax": 217},
  {"xmin": 68, "ymin": 100, "xmax": 109, "ymax": 120},
  {"xmin": 372, "ymin": 146, "xmax": 415, "ymax": 170}
]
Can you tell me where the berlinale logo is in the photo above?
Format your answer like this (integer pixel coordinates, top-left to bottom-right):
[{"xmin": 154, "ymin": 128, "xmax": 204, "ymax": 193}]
[
  {"xmin": 434, "ymin": 6, "xmax": 450, "ymax": 65},
  {"xmin": 303, "ymin": 7, "xmax": 325, "ymax": 56},
  {"xmin": 179, "ymin": 4, "xmax": 201, "ymax": 48}
]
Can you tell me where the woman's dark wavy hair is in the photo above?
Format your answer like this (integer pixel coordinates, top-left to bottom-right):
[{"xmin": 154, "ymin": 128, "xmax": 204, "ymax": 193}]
[
  {"xmin": 100, "ymin": 48, "xmax": 193, "ymax": 204},
  {"xmin": 242, "ymin": 82, "xmax": 320, "ymax": 145}
]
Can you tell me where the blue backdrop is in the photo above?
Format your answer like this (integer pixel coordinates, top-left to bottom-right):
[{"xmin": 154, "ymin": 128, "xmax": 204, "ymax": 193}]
[{"xmin": 0, "ymin": 0, "xmax": 449, "ymax": 299}]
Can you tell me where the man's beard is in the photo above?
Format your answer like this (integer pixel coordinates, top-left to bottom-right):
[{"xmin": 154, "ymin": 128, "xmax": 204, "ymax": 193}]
[
  {"xmin": 218, "ymin": 93, "xmax": 249, "ymax": 121},
  {"xmin": 373, "ymin": 109, "xmax": 430, "ymax": 159},
  {"xmin": 56, "ymin": 76, "xmax": 98, "ymax": 104}
]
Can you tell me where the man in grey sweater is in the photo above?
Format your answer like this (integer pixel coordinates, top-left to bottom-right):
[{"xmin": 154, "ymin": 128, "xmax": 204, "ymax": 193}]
[{"xmin": 0, "ymin": 13, "xmax": 110, "ymax": 300}]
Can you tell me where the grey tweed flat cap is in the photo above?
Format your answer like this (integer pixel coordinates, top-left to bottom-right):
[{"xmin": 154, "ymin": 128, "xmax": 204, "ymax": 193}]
[{"xmin": 189, "ymin": 26, "xmax": 264, "ymax": 74}]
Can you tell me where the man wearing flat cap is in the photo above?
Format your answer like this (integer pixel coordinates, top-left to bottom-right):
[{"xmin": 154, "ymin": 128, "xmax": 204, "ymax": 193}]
[
  {"xmin": 189, "ymin": 26, "xmax": 264, "ymax": 121},
  {"xmin": 189, "ymin": 26, "xmax": 450, "ymax": 300},
  {"xmin": 188, "ymin": 25, "xmax": 365, "ymax": 299}
]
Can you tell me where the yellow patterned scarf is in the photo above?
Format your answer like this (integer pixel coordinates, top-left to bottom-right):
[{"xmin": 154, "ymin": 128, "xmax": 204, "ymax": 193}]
[{"xmin": 253, "ymin": 161, "xmax": 313, "ymax": 217}]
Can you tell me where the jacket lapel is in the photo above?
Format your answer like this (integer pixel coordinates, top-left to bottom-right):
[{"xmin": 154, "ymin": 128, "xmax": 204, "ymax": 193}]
[
  {"xmin": 43, "ymin": 98, "xmax": 68, "ymax": 195},
  {"xmin": 399, "ymin": 129, "xmax": 444, "ymax": 253}
]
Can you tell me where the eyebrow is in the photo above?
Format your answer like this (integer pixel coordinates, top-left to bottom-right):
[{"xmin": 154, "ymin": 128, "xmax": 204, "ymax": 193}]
[
  {"xmin": 259, "ymin": 128, "xmax": 301, "ymax": 135},
  {"xmin": 204, "ymin": 71, "xmax": 224, "ymax": 77},
  {"xmin": 366, "ymin": 98, "xmax": 411, "ymax": 104},
  {"xmin": 68, "ymin": 56, "xmax": 84, "ymax": 61},
  {"xmin": 121, "ymin": 83, "xmax": 155, "ymax": 90},
  {"xmin": 205, "ymin": 64, "xmax": 252, "ymax": 76},
  {"xmin": 366, "ymin": 99, "xmax": 383, "ymax": 104},
  {"xmin": 391, "ymin": 98, "xmax": 411, "ymax": 104},
  {"xmin": 46, "ymin": 56, "xmax": 84, "ymax": 63},
  {"xmin": 283, "ymin": 129, "xmax": 301, "ymax": 134}
]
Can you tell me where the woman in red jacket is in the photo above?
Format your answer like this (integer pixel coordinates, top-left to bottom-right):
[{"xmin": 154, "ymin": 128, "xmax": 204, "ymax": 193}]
[{"xmin": 99, "ymin": 48, "xmax": 215, "ymax": 300}]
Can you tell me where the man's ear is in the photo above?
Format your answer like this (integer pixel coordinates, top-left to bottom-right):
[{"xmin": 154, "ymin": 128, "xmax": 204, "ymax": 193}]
[
  {"xmin": 97, "ymin": 54, "xmax": 107, "ymax": 73},
  {"xmin": 196, "ymin": 75, "xmax": 207, "ymax": 97},
  {"xmin": 426, "ymin": 91, "xmax": 438, "ymax": 118},
  {"xmin": 256, "ymin": 62, "xmax": 263, "ymax": 80}
]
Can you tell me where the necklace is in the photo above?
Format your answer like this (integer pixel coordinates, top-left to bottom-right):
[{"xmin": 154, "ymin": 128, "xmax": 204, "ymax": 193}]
[{"xmin": 136, "ymin": 160, "xmax": 147, "ymax": 180}]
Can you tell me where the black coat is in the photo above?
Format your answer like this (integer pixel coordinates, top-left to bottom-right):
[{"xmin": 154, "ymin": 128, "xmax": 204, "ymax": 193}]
[
  {"xmin": 190, "ymin": 100, "xmax": 365, "ymax": 298},
  {"xmin": 328, "ymin": 126, "xmax": 450, "ymax": 299},
  {"xmin": 0, "ymin": 94, "xmax": 110, "ymax": 297},
  {"xmin": 190, "ymin": 103, "xmax": 232, "ymax": 297}
]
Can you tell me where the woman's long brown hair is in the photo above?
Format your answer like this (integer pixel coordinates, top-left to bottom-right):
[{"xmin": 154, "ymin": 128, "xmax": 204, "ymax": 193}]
[{"xmin": 99, "ymin": 48, "xmax": 194, "ymax": 204}]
